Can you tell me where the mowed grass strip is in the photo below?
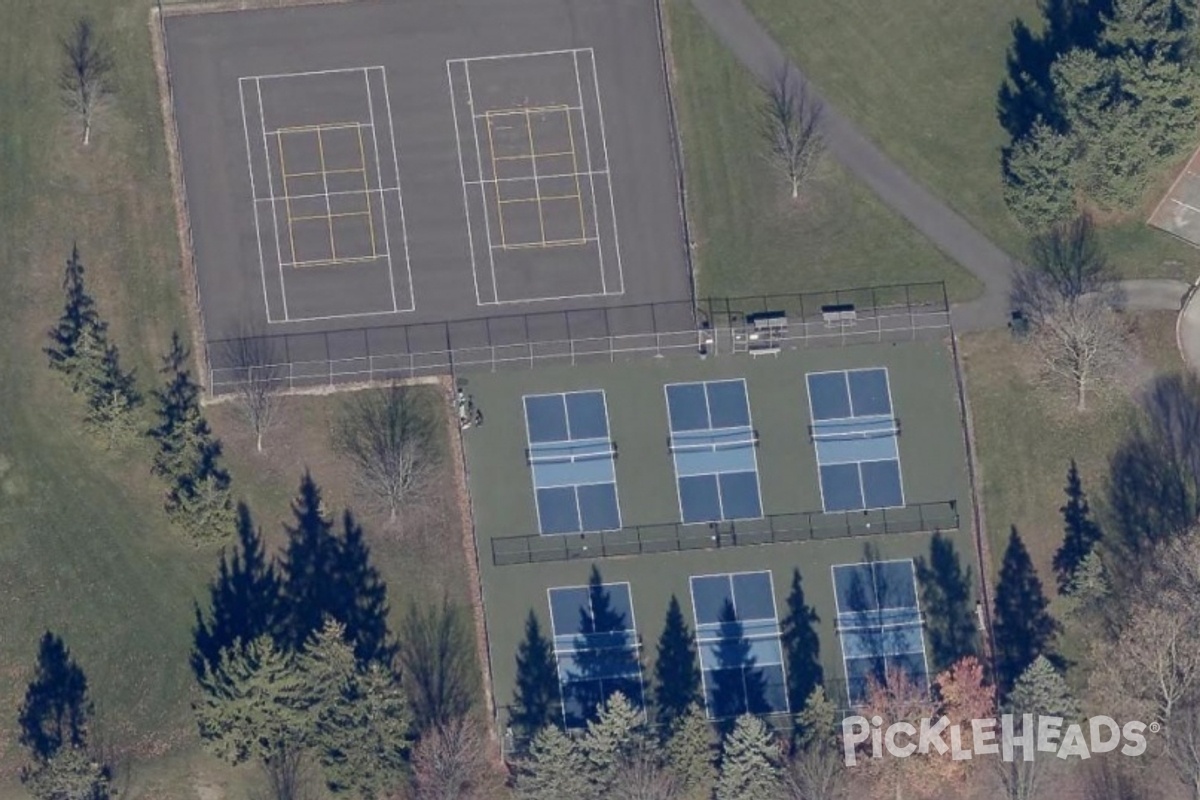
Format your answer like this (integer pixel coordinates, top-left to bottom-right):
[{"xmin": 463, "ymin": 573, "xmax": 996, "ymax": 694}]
[
  {"xmin": 0, "ymin": 2, "xmax": 476, "ymax": 797},
  {"xmin": 0, "ymin": 0, "xmax": 215, "ymax": 788},
  {"xmin": 960, "ymin": 311, "xmax": 1182, "ymax": 585},
  {"xmin": 744, "ymin": 0, "xmax": 1200, "ymax": 281},
  {"xmin": 665, "ymin": 0, "xmax": 981, "ymax": 301}
]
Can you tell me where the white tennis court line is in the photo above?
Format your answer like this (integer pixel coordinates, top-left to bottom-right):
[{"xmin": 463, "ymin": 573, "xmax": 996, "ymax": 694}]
[
  {"xmin": 446, "ymin": 60, "xmax": 483, "ymax": 305},
  {"xmin": 830, "ymin": 560, "xmax": 929, "ymax": 707},
  {"xmin": 463, "ymin": 59, "xmax": 500, "ymax": 304},
  {"xmin": 363, "ymin": 69, "xmax": 400, "ymax": 314},
  {"xmin": 465, "ymin": 169, "xmax": 609, "ymax": 186},
  {"xmin": 446, "ymin": 47, "xmax": 624, "ymax": 306},
  {"xmin": 1170, "ymin": 197, "xmax": 1200, "ymax": 216},
  {"xmin": 253, "ymin": 76, "xmax": 290, "ymax": 321},
  {"xmin": 378, "ymin": 67, "xmax": 417, "ymax": 314},
  {"xmin": 545, "ymin": 581, "xmax": 645, "ymax": 727},
  {"xmin": 237, "ymin": 78, "xmax": 275, "ymax": 325},
  {"xmin": 585, "ymin": 47, "xmax": 624, "ymax": 296},
  {"xmin": 687, "ymin": 571, "xmax": 788, "ymax": 720},
  {"xmin": 473, "ymin": 104, "xmax": 585, "ymax": 119},
  {"xmin": 240, "ymin": 65, "xmax": 416, "ymax": 324},
  {"xmin": 573, "ymin": 50, "xmax": 607, "ymax": 295}
]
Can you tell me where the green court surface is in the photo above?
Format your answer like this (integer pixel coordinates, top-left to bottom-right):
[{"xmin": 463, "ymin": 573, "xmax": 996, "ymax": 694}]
[{"xmin": 461, "ymin": 339, "xmax": 973, "ymax": 721}]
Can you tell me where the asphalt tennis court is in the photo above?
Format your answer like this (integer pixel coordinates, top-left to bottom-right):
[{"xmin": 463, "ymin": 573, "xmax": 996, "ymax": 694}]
[
  {"xmin": 162, "ymin": 0, "xmax": 690, "ymax": 343},
  {"xmin": 461, "ymin": 339, "xmax": 972, "ymax": 724},
  {"xmin": 1150, "ymin": 142, "xmax": 1200, "ymax": 247}
]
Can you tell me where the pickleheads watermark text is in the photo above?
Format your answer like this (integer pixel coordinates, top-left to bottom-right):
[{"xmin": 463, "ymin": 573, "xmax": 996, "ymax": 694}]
[{"xmin": 842, "ymin": 714, "xmax": 1156, "ymax": 766}]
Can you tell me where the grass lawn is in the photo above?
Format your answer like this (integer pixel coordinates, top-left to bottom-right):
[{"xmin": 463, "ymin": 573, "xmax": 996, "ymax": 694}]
[
  {"xmin": 665, "ymin": 0, "xmax": 982, "ymax": 301},
  {"xmin": 0, "ymin": 2, "xmax": 476, "ymax": 797},
  {"xmin": 960, "ymin": 311, "xmax": 1182, "ymax": 587},
  {"xmin": 744, "ymin": 0, "xmax": 1200, "ymax": 282}
]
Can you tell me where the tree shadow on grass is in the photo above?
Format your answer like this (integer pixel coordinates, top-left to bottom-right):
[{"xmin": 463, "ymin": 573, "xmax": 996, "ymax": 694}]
[{"xmin": 997, "ymin": 0, "xmax": 1113, "ymax": 143}]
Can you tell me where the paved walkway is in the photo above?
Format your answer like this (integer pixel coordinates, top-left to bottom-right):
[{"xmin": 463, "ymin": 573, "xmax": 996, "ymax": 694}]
[
  {"xmin": 687, "ymin": 0, "xmax": 1199, "ymax": 364},
  {"xmin": 689, "ymin": 0, "xmax": 1014, "ymax": 331}
]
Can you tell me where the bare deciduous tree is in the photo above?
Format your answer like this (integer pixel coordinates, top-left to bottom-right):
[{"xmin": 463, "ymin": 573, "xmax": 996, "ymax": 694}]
[
  {"xmin": 609, "ymin": 748, "xmax": 679, "ymax": 800},
  {"xmin": 224, "ymin": 332, "xmax": 285, "ymax": 453},
  {"xmin": 785, "ymin": 740, "xmax": 847, "ymax": 800},
  {"xmin": 1031, "ymin": 294, "xmax": 1133, "ymax": 411},
  {"xmin": 761, "ymin": 67, "xmax": 825, "ymax": 200},
  {"xmin": 60, "ymin": 19, "xmax": 113, "ymax": 146},
  {"xmin": 332, "ymin": 383, "xmax": 442, "ymax": 526},
  {"xmin": 412, "ymin": 716, "xmax": 503, "ymax": 800},
  {"xmin": 1090, "ymin": 532, "xmax": 1200, "ymax": 799},
  {"xmin": 1014, "ymin": 214, "xmax": 1120, "ymax": 327}
]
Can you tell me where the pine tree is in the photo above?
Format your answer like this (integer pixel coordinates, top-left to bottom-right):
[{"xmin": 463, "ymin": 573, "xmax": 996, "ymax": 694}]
[
  {"xmin": 515, "ymin": 726, "xmax": 592, "ymax": 800},
  {"xmin": 1053, "ymin": 459, "xmax": 1104, "ymax": 592},
  {"xmin": 81, "ymin": 340, "xmax": 141, "ymax": 447},
  {"xmin": 781, "ymin": 569, "xmax": 823, "ymax": 714},
  {"xmin": 511, "ymin": 611, "xmax": 562, "ymax": 737},
  {"xmin": 278, "ymin": 474, "xmax": 394, "ymax": 665},
  {"xmin": 994, "ymin": 527, "xmax": 1059, "ymax": 695},
  {"xmin": 653, "ymin": 595, "xmax": 700, "ymax": 728},
  {"xmin": 789, "ymin": 687, "xmax": 848, "ymax": 800},
  {"xmin": 45, "ymin": 244, "xmax": 103, "ymax": 387},
  {"xmin": 1003, "ymin": 120, "xmax": 1078, "ymax": 230},
  {"xmin": 292, "ymin": 619, "xmax": 356, "ymax": 716},
  {"xmin": 665, "ymin": 704, "xmax": 717, "ymax": 798},
  {"xmin": 151, "ymin": 333, "xmax": 235, "ymax": 541},
  {"xmin": 1006, "ymin": 655, "xmax": 1080, "ymax": 720},
  {"xmin": 191, "ymin": 503, "xmax": 282, "ymax": 680},
  {"xmin": 715, "ymin": 715, "xmax": 782, "ymax": 800},
  {"xmin": 20, "ymin": 745, "xmax": 111, "ymax": 800},
  {"xmin": 582, "ymin": 691, "xmax": 645, "ymax": 792},
  {"xmin": 1065, "ymin": 549, "xmax": 1110, "ymax": 603},
  {"xmin": 795, "ymin": 685, "xmax": 837, "ymax": 750},
  {"xmin": 193, "ymin": 635, "xmax": 307, "ymax": 766},
  {"xmin": 311, "ymin": 661, "xmax": 411, "ymax": 797}
]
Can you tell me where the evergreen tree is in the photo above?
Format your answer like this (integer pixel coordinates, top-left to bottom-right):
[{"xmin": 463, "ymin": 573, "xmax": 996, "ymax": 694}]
[
  {"xmin": 795, "ymin": 685, "xmax": 838, "ymax": 750},
  {"xmin": 292, "ymin": 619, "xmax": 412, "ymax": 796},
  {"xmin": 515, "ymin": 726, "xmax": 591, "ymax": 800},
  {"xmin": 715, "ymin": 714, "xmax": 783, "ymax": 800},
  {"xmin": 313, "ymin": 662, "xmax": 411, "ymax": 797},
  {"xmin": 916, "ymin": 533, "xmax": 978, "ymax": 672},
  {"xmin": 1006, "ymin": 655, "xmax": 1080, "ymax": 720},
  {"xmin": 993, "ymin": 527, "xmax": 1059, "ymax": 695},
  {"xmin": 665, "ymin": 703, "xmax": 717, "ymax": 798},
  {"xmin": 1064, "ymin": 549, "xmax": 1110, "ymax": 604},
  {"xmin": 582, "ymin": 691, "xmax": 645, "ymax": 792},
  {"xmin": 1053, "ymin": 459, "xmax": 1104, "ymax": 592},
  {"xmin": 150, "ymin": 332, "xmax": 207, "ymax": 478},
  {"xmin": 45, "ymin": 244, "xmax": 103, "ymax": 388},
  {"xmin": 191, "ymin": 503, "xmax": 282, "ymax": 680},
  {"xmin": 151, "ymin": 333, "xmax": 235, "ymax": 541},
  {"xmin": 511, "ymin": 611, "xmax": 561, "ymax": 737},
  {"xmin": 1003, "ymin": 120, "xmax": 1078, "ymax": 230},
  {"xmin": 789, "ymin": 687, "xmax": 848, "ymax": 800},
  {"xmin": 278, "ymin": 473, "xmax": 394, "ymax": 664},
  {"xmin": 781, "ymin": 569, "xmax": 823, "ymax": 715},
  {"xmin": 193, "ymin": 635, "xmax": 307, "ymax": 766},
  {"xmin": 653, "ymin": 595, "xmax": 700, "ymax": 728},
  {"xmin": 81, "ymin": 340, "xmax": 141, "ymax": 447},
  {"xmin": 18, "ymin": 632, "xmax": 93, "ymax": 762},
  {"xmin": 20, "ymin": 745, "xmax": 111, "ymax": 800}
]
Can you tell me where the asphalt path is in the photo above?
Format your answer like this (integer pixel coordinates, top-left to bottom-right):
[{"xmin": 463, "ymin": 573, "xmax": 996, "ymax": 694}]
[{"xmin": 688, "ymin": 0, "xmax": 1199, "ymax": 362}]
